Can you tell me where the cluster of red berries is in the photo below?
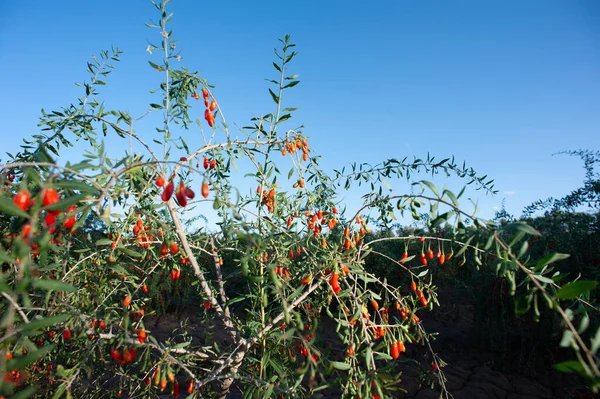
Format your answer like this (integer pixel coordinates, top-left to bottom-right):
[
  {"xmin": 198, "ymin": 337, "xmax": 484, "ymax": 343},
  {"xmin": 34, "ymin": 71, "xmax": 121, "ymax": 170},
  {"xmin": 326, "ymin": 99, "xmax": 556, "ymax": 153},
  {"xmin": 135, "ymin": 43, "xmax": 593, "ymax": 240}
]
[
  {"xmin": 156, "ymin": 177, "xmax": 201, "ymax": 206},
  {"xmin": 257, "ymin": 186, "xmax": 276, "ymax": 213},
  {"xmin": 193, "ymin": 88, "xmax": 217, "ymax": 127}
]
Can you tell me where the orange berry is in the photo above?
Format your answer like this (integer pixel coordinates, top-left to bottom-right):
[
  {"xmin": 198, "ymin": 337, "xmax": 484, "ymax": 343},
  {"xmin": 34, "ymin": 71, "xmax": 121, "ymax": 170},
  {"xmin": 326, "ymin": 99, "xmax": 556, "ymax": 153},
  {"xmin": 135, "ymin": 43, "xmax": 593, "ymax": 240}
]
[
  {"xmin": 138, "ymin": 329, "xmax": 147, "ymax": 344},
  {"xmin": 201, "ymin": 182, "xmax": 209, "ymax": 198},
  {"xmin": 371, "ymin": 299, "xmax": 379, "ymax": 311}
]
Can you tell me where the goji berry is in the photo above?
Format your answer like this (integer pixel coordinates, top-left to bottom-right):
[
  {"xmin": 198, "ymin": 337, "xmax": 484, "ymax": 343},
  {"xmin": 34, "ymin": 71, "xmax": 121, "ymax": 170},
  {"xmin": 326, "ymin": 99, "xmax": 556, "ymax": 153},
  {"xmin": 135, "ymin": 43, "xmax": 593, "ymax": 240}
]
[
  {"xmin": 160, "ymin": 243, "xmax": 169, "ymax": 256},
  {"xmin": 42, "ymin": 189, "xmax": 60, "ymax": 214},
  {"xmin": 13, "ymin": 190, "xmax": 31, "ymax": 211},
  {"xmin": 426, "ymin": 249, "xmax": 434, "ymax": 259},
  {"xmin": 371, "ymin": 299, "xmax": 379, "ymax": 311},
  {"xmin": 138, "ymin": 329, "xmax": 147, "ymax": 344},
  {"xmin": 391, "ymin": 342, "xmax": 400, "ymax": 359},
  {"xmin": 330, "ymin": 272, "xmax": 341, "ymax": 294},
  {"xmin": 175, "ymin": 182, "xmax": 188, "ymax": 207},
  {"xmin": 63, "ymin": 205, "xmax": 77, "ymax": 229},
  {"xmin": 161, "ymin": 182, "xmax": 175, "ymax": 202}
]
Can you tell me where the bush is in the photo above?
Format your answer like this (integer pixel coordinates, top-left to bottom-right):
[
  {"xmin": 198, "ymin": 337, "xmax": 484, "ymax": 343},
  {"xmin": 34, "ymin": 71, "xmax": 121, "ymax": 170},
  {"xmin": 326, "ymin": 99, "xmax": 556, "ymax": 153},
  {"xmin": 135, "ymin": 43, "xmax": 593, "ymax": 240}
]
[{"xmin": 0, "ymin": 2, "xmax": 598, "ymax": 398}]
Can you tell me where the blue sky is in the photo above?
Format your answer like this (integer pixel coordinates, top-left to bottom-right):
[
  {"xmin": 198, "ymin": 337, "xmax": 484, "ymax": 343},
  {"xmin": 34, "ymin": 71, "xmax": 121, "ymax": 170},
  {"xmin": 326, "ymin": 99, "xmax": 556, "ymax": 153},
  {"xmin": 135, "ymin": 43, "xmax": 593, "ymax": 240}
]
[{"xmin": 1, "ymin": 1, "xmax": 599, "ymax": 224}]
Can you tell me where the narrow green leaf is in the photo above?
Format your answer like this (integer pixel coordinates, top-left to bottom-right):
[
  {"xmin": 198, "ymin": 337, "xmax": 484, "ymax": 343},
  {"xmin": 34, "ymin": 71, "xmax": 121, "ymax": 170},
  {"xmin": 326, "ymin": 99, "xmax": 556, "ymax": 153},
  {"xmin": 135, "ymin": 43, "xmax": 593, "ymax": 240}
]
[
  {"xmin": 0, "ymin": 198, "xmax": 30, "ymax": 218},
  {"xmin": 533, "ymin": 253, "xmax": 570, "ymax": 272},
  {"xmin": 54, "ymin": 180, "xmax": 99, "ymax": 195},
  {"xmin": 7, "ymin": 344, "xmax": 55, "ymax": 371},
  {"xmin": 148, "ymin": 61, "xmax": 163, "ymax": 71},
  {"xmin": 533, "ymin": 274, "xmax": 554, "ymax": 285},
  {"xmin": 553, "ymin": 361, "xmax": 584, "ymax": 374},
  {"xmin": 330, "ymin": 360, "xmax": 351, "ymax": 370},
  {"xmin": 118, "ymin": 247, "xmax": 143, "ymax": 258},
  {"xmin": 590, "ymin": 326, "xmax": 600, "ymax": 353},
  {"xmin": 51, "ymin": 383, "xmax": 67, "ymax": 399},
  {"xmin": 455, "ymin": 236, "xmax": 474, "ymax": 257},
  {"xmin": 44, "ymin": 194, "xmax": 87, "ymax": 212},
  {"xmin": 430, "ymin": 212, "xmax": 450, "ymax": 228},
  {"xmin": 421, "ymin": 180, "xmax": 439, "ymax": 197},
  {"xmin": 514, "ymin": 295, "xmax": 531, "ymax": 315},
  {"xmin": 225, "ymin": 295, "xmax": 249, "ymax": 307},
  {"xmin": 283, "ymin": 80, "xmax": 299, "ymax": 89},
  {"xmin": 556, "ymin": 280, "xmax": 598, "ymax": 300},
  {"xmin": 21, "ymin": 315, "xmax": 70, "ymax": 333},
  {"xmin": 33, "ymin": 279, "xmax": 77, "ymax": 293},
  {"xmin": 11, "ymin": 386, "xmax": 37, "ymax": 399},
  {"xmin": 511, "ymin": 222, "xmax": 541, "ymax": 236},
  {"xmin": 268, "ymin": 88, "xmax": 279, "ymax": 104},
  {"xmin": 277, "ymin": 114, "xmax": 292, "ymax": 123},
  {"xmin": 559, "ymin": 330, "xmax": 574, "ymax": 348}
]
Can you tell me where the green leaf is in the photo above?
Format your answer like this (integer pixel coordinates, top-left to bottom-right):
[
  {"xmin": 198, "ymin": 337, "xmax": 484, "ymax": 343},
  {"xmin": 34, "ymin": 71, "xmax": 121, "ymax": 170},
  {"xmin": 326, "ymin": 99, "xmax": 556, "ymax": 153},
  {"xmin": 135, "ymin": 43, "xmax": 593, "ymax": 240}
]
[
  {"xmin": 330, "ymin": 360, "xmax": 351, "ymax": 370},
  {"xmin": 44, "ymin": 194, "xmax": 87, "ymax": 212},
  {"xmin": 148, "ymin": 61, "xmax": 163, "ymax": 71},
  {"xmin": 514, "ymin": 295, "xmax": 532, "ymax": 315},
  {"xmin": 553, "ymin": 360, "xmax": 584, "ymax": 374},
  {"xmin": 532, "ymin": 274, "xmax": 554, "ymax": 285},
  {"xmin": 533, "ymin": 253, "xmax": 570, "ymax": 272},
  {"xmin": 54, "ymin": 180, "xmax": 99, "ymax": 195},
  {"xmin": 455, "ymin": 236, "xmax": 474, "ymax": 257},
  {"xmin": 559, "ymin": 330, "xmax": 573, "ymax": 348},
  {"xmin": 33, "ymin": 279, "xmax": 77, "ymax": 293},
  {"xmin": 0, "ymin": 248, "xmax": 12, "ymax": 263},
  {"xmin": 430, "ymin": 212, "xmax": 450, "ymax": 228},
  {"xmin": 268, "ymin": 88, "xmax": 280, "ymax": 104},
  {"xmin": 556, "ymin": 280, "xmax": 598, "ymax": 300},
  {"xmin": 7, "ymin": 344, "xmax": 55, "ymax": 371},
  {"xmin": 277, "ymin": 114, "xmax": 292, "ymax": 123},
  {"xmin": 96, "ymin": 238, "xmax": 114, "ymax": 246},
  {"xmin": 0, "ymin": 198, "xmax": 30, "ymax": 218},
  {"xmin": 225, "ymin": 295, "xmax": 249, "ymax": 307},
  {"xmin": 11, "ymin": 386, "xmax": 37, "ymax": 399},
  {"xmin": 118, "ymin": 247, "xmax": 143, "ymax": 258},
  {"xmin": 283, "ymin": 80, "xmax": 299, "ymax": 89},
  {"xmin": 444, "ymin": 189, "xmax": 460, "ymax": 206},
  {"xmin": 421, "ymin": 180, "xmax": 439, "ymax": 197},
  {"xmin": 51, "ymin": 382, "xmax": 67, "ymax": 399},
  {"xmin": 511, "ymin": 222, "xmax": 541, "ymax": 236},
  {"xmin": 590, "ymin": 326, "xmax": 600, "ymax": 353},
  {"xmin": 21, "ymin": 314, "xmax": 70, "ymax": 333}
]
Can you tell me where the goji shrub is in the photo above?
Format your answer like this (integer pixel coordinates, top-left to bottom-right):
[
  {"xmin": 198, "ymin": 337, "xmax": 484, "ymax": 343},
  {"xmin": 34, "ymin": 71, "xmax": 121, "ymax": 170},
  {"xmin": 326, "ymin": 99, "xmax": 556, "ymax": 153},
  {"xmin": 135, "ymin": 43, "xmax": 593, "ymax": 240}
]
[{"xmin": 0, "ymin": 2, "xmax": 598, "ymax": 398}]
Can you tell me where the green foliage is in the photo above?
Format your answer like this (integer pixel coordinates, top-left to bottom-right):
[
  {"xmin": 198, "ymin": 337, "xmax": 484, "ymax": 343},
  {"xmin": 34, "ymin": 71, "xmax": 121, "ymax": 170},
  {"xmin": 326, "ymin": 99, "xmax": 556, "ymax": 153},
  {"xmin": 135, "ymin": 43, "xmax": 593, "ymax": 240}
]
[{"xmin": 0, "ymin": 1, "xmax": 598, "ymax": 398}]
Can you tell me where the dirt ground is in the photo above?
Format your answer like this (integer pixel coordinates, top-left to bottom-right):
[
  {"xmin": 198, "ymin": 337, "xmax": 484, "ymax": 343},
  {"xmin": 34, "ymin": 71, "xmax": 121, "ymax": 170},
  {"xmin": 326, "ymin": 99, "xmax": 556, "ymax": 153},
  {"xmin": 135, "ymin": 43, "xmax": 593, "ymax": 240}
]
[{"xmin": 147, "ymin": 286, "xmax": 592, "ymax": 398}]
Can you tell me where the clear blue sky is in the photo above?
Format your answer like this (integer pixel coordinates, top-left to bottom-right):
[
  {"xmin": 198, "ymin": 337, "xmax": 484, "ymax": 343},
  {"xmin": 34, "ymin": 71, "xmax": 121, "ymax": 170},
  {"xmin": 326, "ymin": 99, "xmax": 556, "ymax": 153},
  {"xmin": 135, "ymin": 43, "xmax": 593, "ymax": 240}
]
[{"xmin": 1, "ymin": 1, "xmax": 599, "ymax": 223}]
